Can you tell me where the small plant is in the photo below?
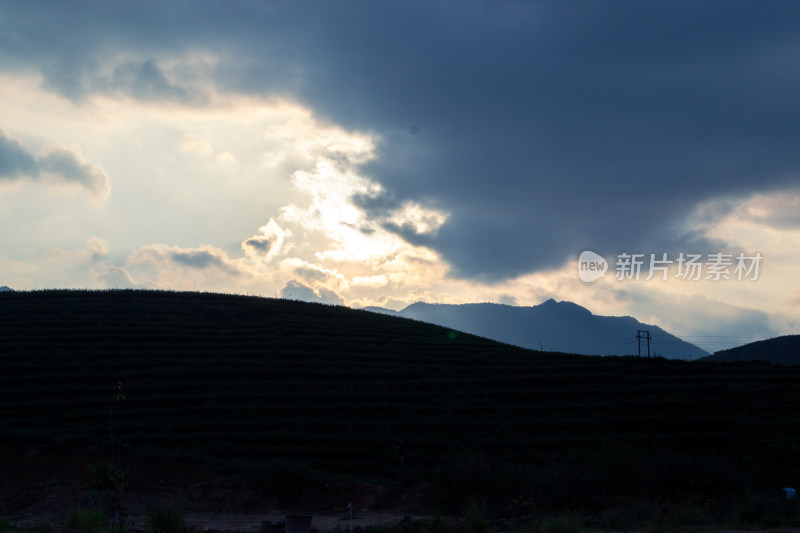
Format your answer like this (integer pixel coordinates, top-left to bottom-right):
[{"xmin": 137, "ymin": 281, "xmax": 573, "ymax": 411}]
[
  {"xmin": 598, "ymin": 507, "xmax": 625, "ymax": 532},
  {"xmin": 401, "ymin": 515, "xmax": 453, "ymax": 533},
  {"xmin": 432, "ymin": 452, "xmax": 492, "ymax": 513},
  {"xmin": 0, "ymin": 501, "xmax": 9, "ymax": 533},
  {"xmin": 87, "ymin": 461, "xmax": 128, "ymax": 492},
  {"xmin": 729, "ymin": 491, "xmax": 800, "ymax": 528},
  {"xmin": 508, "ymin": 496, "xmax": 535, "ymax": 517},
  {"xmin": 537, "ymin": 513, "xmax": 582, "ymax": 533},
  {"xmin": 462, "ymin": 504, "xmax": 487, "ymax": 533},
  {"xmin": 148, "ymin": 503, "xmax": 186, "ymax": 533},
  {"xmin": 66, "ymin": 506, "xmax": 106, "ymax": 533}
]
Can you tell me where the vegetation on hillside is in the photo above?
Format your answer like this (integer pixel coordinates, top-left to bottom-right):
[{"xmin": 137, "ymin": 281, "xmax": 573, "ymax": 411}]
[
  {"xmin": 2, "ymin": 290, "xmax": 800, "ymax": 526},
  {"xmin": 702, "ymin": 334, "xmax": 800, "ymax": 364}
]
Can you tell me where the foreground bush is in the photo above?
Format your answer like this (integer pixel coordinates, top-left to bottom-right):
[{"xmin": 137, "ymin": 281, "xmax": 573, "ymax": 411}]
[
  {"xmin": 729, "ymin": 491, "xmax": 800, "ymax": 528},
  {"xmin": 148, "ymin": 503, "xmax": 186, "ymax": 533},
  {"xmin": 536, "ymin": 513, "xmax": 582, "ymax": 533},
  {"xmin": 66, "ymin": 507, "xmax": 106, "ymax": 533}
]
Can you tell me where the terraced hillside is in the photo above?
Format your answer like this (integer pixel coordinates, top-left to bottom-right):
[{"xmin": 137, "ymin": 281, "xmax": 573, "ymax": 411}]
[
  {"xmin": 702, "ymin": 335, "xmax": 800, "ymax": 364},
  {"xmin": 2, "ymin": 290, "xmax": 800, "ymax": 516}
]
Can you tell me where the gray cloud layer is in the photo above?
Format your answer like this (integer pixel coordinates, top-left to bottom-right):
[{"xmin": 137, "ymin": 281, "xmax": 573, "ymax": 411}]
[
  {"xmin": 280, "ymin": 280, "xmax": 344, "ymax": 305},
  {"xmin": 0, "ymin": 131, "xmax": 38, "ymax": 178},
  {"xmin": 3, "ymin": 1, "xmax": 799, "ymax": 279},
  {"xmin": 169, "ymin": 249, "xmax": 241, "ymax": 275},
  {"xmin": 0, "ymin": 130, "xmax": 110, "ymax": 197},
  {"xmin": 242, "ymin": 236, "xmax": 274, "ymax": 255}
]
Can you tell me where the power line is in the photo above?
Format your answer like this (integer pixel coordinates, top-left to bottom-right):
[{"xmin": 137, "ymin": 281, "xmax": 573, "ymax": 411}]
[
  {"xmin": 581, "ymin": 338, "xmax": 637, "ymax": 355},
  {"xmin": 582, "ymin": 338, "xmax": 635, "ymax": 351}
]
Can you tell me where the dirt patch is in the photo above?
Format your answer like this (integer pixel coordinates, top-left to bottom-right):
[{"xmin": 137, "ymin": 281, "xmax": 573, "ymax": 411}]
[
  {"xmin": 0, "ymin": 443, "xmax": 419, "ymax": 532},
  {"xmin": 11, "ymin": 443, "xmax": 799, "ymax": 533}
]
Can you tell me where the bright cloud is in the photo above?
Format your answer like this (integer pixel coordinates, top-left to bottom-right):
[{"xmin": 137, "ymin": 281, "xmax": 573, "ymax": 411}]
[
  {"xmin": 179, "ymin": 133, "xmax": 214, "ymax": 156},
  {"xmin": 0, "ymin": 71, "xmax": 455, "ymax": 308},
  {"xmin": 2, "ymin": 0, "xmax": 800, "ymax": 356}
]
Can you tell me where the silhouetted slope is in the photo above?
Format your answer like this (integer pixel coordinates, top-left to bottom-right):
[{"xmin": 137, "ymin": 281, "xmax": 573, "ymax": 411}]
[
  {"xmin": 701, "ymin": 335, "xmax": 800, "ymax": 364},
  {"xmin": 3, "ymin": 289, "xmax": 800, "ymax": 509},
  {"xmin": 387, "ymin": 299, "xmax": 706, "ymax": 359},
  {"xmin": 0, "ymin": 289, "xmax": 550, "ymax": 473}
]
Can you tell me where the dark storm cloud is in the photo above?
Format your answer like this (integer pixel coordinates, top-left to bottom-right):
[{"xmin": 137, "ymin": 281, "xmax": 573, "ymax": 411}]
[
  {"xmin": 752, "ymin": 211, "xmax": 800, "ymax": 231},
  {"xmin": 106, "ymin": 58, "xmax": 199, "ymax": 103},
  {"xmin": 295, "ymin": 1, "xmax": 800, "ymax": 278},
  {"xmin": 3, "ymin": 1, "xmax": 800, "ymax": 279},
  {"xmin": 266, "ymin": 1, "xmax": 800, "ymax": 278}
]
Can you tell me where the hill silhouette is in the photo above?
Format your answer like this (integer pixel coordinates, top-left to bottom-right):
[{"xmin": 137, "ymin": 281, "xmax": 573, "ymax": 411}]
[
  {"xmin": 700, "ymin": 335, "xmax": 800, "ymax": 364},
  {"xmin": 3, "ymin": 289, "xmax": 800, "ymax": 524},
  {"xmin": 366, "ymin": 299, "xmax": 707, "ymax": 359}
]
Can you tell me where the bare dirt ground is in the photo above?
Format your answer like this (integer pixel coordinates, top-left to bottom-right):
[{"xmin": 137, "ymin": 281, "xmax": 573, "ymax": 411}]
[
  {"xmin": 5, "ymin": 444, "xmax": 800, "ymax": 533},
  {"xmin": 1, "ymin": 444, "xmax": 425, "ymax": 532}
]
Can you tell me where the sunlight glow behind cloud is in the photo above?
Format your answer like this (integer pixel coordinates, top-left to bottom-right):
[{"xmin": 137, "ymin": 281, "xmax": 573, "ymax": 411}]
[
  {"xmin": 2, "ymin": 0, "xmax": 800, "ymax": 352},
  {"xmin": 0, "ymin": 73, "xmax": 456, "ymax": 309},
  {"xmin": 2, "ymin": 68, "xmax": 798, "ymax": 347}
]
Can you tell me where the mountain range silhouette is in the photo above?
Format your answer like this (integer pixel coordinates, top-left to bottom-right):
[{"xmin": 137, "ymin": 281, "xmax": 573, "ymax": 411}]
[{"xmin": 365, "ymin": 299, "xmax": 708, "ymax": 359}]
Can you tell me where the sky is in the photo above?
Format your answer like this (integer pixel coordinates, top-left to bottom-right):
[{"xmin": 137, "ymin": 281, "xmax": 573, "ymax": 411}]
[{"xmin": 1, "ymin": 0, "xmax": 799, "ymax": 352}]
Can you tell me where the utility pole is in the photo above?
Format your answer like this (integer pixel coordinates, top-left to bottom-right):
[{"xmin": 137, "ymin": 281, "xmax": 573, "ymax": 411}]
[{"xmin": 636, "ymin": 329, "xmax": 651, "ymax": 357}]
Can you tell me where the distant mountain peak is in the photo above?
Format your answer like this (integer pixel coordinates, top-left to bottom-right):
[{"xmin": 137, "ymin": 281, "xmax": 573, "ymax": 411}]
[
  {"xmin": 0, "ymin": 286, "xmax": 13, "ymax": 293},
  {"xmin": 377, "ymin": 298, "xmax": 707, "ymax": 359},
  {"xmin": 544, "ymin": 299, "xmax": 592, "ymax": 316}
]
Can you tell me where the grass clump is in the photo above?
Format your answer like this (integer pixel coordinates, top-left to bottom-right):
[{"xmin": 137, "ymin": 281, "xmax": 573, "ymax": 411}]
[
  {"xmin": 462, "ymin": 504, "xmax": 487, "ymax": 533},
  {"xmin": 66, "ymin": 507, "xmax": 106, "ymax": 533},
  {"xmin": 728, "ymin": 491, "xmax": 800, "ymax": 528},
  {"xmin": 536, "ymin": 513, "xmax": 582, "ymax": 533},
  {"xmin": 87, "ymin": 461, "xmax": 127, "ymax": 492},
  {"xmin": 401, "ymin": 515, "xmax": 453, "ymax": 533},
  {"xmin": 148, "ymin": 503, "xmax": 186, "ymax": 533}
]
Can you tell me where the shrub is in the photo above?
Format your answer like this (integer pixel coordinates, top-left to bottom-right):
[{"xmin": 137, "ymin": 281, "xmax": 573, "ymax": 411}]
[
  {"xmin": 536, "ymin": 513, "xmax": 582, "ymax": 533},
  {"xmin": 66, "ymin": 506, "xmax": 107, "ymax": 533},
  {"xmin": 0, "ymin": 513, "xmax": 10, "ymax": 533},
  {"xmin": 598, "ymin": 501, "xmax": 660, "ymax": 531},
  {"xmin": 729, "ymin": 491, "xmax": 800, "ymax": 528},
  {"xmin": 401, "ymin": 515, "xmax": 453, "ymax": 533},
  {"xmin": 462, "ymin": 504, "xmax": 487, "ymax": 533},
  {"xmin": 431, "ymin": 452, "xmax": 492, "ymax": 513},
  {"xmin": 148, "ymin": 503, "xmax": 186, "ymax": 533},
  {"xmin": 87, "ymin": 461, "xmax": 128, "ymax": 492}
]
